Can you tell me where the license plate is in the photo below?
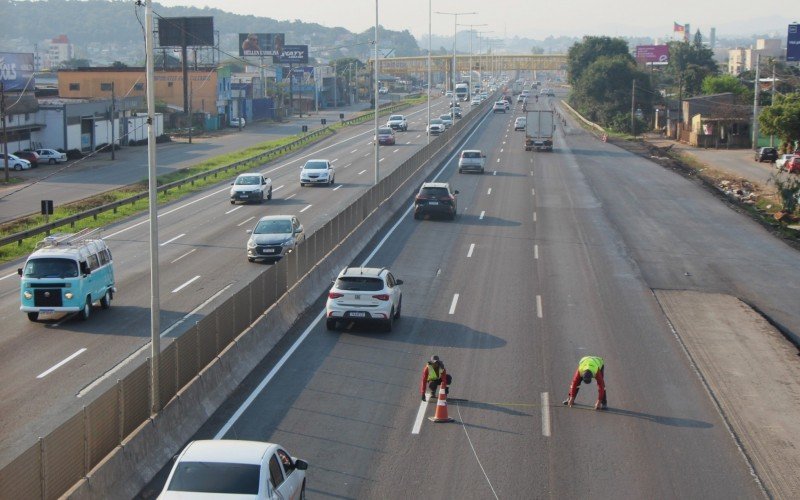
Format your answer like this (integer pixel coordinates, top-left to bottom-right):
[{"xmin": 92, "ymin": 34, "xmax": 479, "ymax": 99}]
[
  {"xmin": 428, "ymin": 201, "xmax": 439, "ymax": 205},
  {"xmin": 261, "ymin": 248, "xmax": 276, "ymax": 254},
  {"xmin": 348, "ymin": 312, "xmax": 366, "ymax": 318},
  {"xmin": 39, "ymin": 309, "xmax": 54, "ymax": 313}
]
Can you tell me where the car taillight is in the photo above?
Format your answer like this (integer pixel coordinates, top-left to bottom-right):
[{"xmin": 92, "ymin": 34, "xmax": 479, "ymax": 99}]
[
  {"xmin": 328, "ymin": 292, "xmax": 343, "ymax": 299},
  {"xmin": 372, "ymin": 294, "xmax": 390, "ymax": 301}
]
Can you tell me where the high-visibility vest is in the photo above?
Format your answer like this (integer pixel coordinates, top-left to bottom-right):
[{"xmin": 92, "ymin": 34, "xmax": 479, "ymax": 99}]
[
  {"xmin": 578, "ymin": 356, "xmax": 604, "ymax": 376},
  {"xmin": 427, "ymin": 363, "xmax": 441, "ymax": 381}
]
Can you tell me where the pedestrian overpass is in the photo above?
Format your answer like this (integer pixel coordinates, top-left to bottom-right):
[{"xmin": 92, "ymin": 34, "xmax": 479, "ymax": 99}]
[{"xmin": 370, "ymin": 54, "xmax": 567, "ymax": 75}]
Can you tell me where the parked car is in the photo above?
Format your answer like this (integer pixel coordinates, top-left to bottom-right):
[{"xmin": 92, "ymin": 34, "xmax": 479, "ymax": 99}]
[
  {"xmin": 514, "ymin": 117, "xmax": 527, "ymax": 131},
  {"xmin": 230, "ymin": 117, "xmax": 246, "ymax": 128},
  {"xmin": 34, "ymin": 149, "xmax": 67, "ymax": 164},
  {"xmin": 386, "ymin": 114, "xmax": 408, "ymax": 131},
  {"xmin": 0, "ymin": 153, "xmax": 31, "ymax": 170},
  {"xmin": 325, "ymin": 266, "xmax": 403, "ymax": 331},
  {"xmin": 754, "ymin": 147, "xmax": 778, "ymax": 162},
  {"xmin": 230, "ymin": 173, "xmax": 272, "ymax": 204},
  {"xmin": 13, "ymin": 150, "xmax": 39, "ymax": 167},
  {"xmin": 776, "ymin": 154, "xmax": 796, "ymax": 169},
  {"xmin": 376, "ymin": 126, "xmax": 396, "ymax": 145},
  {"xmin": 246, "ymin": 215, "xmax": 304, "ymax": 262},
  {"xmin": 413, "ymin": 182, "xmax": 458, "ymax": 220},
  {"xmin": 458, "ymin": 149, "xmax": 486, "ymax": 174},
  {"xmin": 786, "ymin": 156, "xmax": 800, "ymax": 174},
  {"xmin": 300, "ymin": 159, "xmax": 335, "ymax": 186},
  {"xmin": 159, "ymin": 440, "xmax": 307, "ymax": 499},
  {"xmin": 426, "ymin": 119, "xmax": 446, "ymax": 135},
  {"xmin": 379, "ymin": 87, "xmax": 389, "ymax": 94}
]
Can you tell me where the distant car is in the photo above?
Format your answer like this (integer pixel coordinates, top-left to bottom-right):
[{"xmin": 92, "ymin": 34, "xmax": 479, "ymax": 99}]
[
  {"xmin": 159, "ymin": 440, "xmax": 308, "ymax": 499},
  {"xmin": 230, "ymin": 173, "xmax": 272, "ymax": 204},
  {"xmin": 458, "ymin": 149, "xmax": 485, "ymax": 174},
  {"xmin": 470, "ymin": 97, "xmax": 481, "ymax": 106},
  {"xmin": 414, "ymin": 181, "xmax": 458, "ymax": 220},
  {"xmin": 300, "ymin": 159, "xmax": 335, "ymax": 186},
  {"xmin": 13, "ymin": 150, "xmax": 39, "ymax": 167},
  {"xmin": 503, "ymin": 100, "xmax": 510, "ymax": 111},
  {"xmin": 451, "ymin": 106, "xmax": 462, "ymax": 118},
  {"xmin": 503, "ymin": 95, "xmax": 513, "ymax": 105},
  {"xmin": 386, "ymin": 114, "xmax": 408, "ymax": 131},
  {"xmin": 492, "ymin": 101, "xmax": 506, "ymax": 113},
  {"xmin": 379, "ymin": 87, "xmax": 389, "ymax": 94},
  {"xmin": 776, "ymin": 154, "xmax": 796, "ymax": 169},
  {"xmin": 247, "ymin": 215, "xmax": 304, "ymax": 262},
  {"xmin": 325, "ymin": 266, "xmax": 403, "ymax": 332},
  {"xmin": 439, "ymin": 114, "xmax": 453, "ymax": 128},
  {"xmin": 514, "ymin": 117, "xmax": 526, "ymax": 131},
  {"xmin": 786, "ymin": 156, "xmax": 800, "ymax": 174},
  {"xmin": 426, "ymin": 119, "xmax": 445, "ymax": 135},
  {"xmin": 444, "ymin": 90, "xmax": 453, "ymax": 97},
  {"xmin": 376, "ymin": 126, "xmax": 396, "ymax": 145},
  {"xmin": 34, "ymin": 148, "xmax": 67, "ymax": 164},
  {"xmin": 0, "ymin": 153, "xmax": 31, "ymax": 171},
  {"xmin": 230, "ymin": 117, "xmax": 246, "ymax": 128},
  {"xmin": 754, "ymin": 147, "xmax": 778, "ymax": 162}
]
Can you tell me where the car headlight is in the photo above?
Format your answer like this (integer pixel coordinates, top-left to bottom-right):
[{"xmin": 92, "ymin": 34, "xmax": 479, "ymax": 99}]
[
  {"xmin": 282, "ymin": 238, "xmax": 295, "ymax": 247},
  {"xmin": 247, "ymin": 239, "xmax": 256, "ymax": 249},
  {"xmin": 24, "ymin": 291, "xmax": 32, "ymax": 299},
  {"xmin": 65, "ymin": 292, "xmax": 74, "ymax": 299}
]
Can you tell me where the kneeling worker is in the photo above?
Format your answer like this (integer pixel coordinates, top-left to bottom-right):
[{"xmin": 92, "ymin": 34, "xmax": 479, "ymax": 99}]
[
  {"xmin": 563, "ymin": 355, "xmax": 607, "ymax": 410},
  {"xmin": 420, "ymin": 355, "xmax": 452, "ymax": 401}
]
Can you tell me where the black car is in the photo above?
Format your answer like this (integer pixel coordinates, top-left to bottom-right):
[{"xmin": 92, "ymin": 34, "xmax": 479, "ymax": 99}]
[
  {"xmin": 754, "ymin": 147, "xmax": 778, "ymax": 163},
  {"xmin": 413, "ymin": 182, "xmax": 458, "ymax": 220}
]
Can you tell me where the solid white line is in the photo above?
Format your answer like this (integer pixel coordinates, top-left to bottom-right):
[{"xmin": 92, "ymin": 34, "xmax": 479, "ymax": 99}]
[
  {"xmin": 541, "ymin": 392, "xmax": 551, "ymax": 437},
  {"xmin": 536, "ymin": 295, "xmax": 543, "ymax": 318},
  {"xmin": 237, "ymin": 216, "xmax": 255, "ymax": 227},
  {"xmin": 479, "ymin": 211, "xmax": 485, "ymax": 220},
  {"xmin": 37, "ymin": 348, "xmax": 86, "ymax": 379},
  {"xmin": 0, "ymin": 272, "xmax": 17, "ymax": 281},
  {"xmin": 449, "ymin": 294, "xmax": 459, "ymax": 315},
  {"xmin": 286, "ymin": 193, "xmax": 296, "ymax": 200},
  {"xmin": 534, "ymin": 244, "xmax": 539, "ymax": 260},
  {"xmin": 225, "ymin": 206, "xmax": 243, "ymax": 215},
  {"xmin": 358, "ymin": 169, "xmax": 367, "ymax": 175},
  {"xmin": 299, "ymin": 204, "xmax": 312, "ymax": 213},
  {"xmin": 467, "ymin": 243, "xmax": 475, "ymax": 258},
  {"xmin": 412, "ymin": 400, "xmax": 428, "ymax": 435},
  {"xmin": 487, "ymin": 188, "xmax": 492, "ymax": 195},
  {"xmin": 392, "ymin": 148, "xmax": 400, "ymax": 153},
  {"xmin": 159, "ymin": 233, "xmax": 186, "ymax": 246},
  {"xmin": 273, "ymin": 184, "xmax": 285, "ymax": 192},
  {"xmin": 170, "ymin": 248, "xmax": 196, "ymax": 264},
  {"xmin": 172, "ymin": 275, "xmax": 200, "ymax": 293},
  {"xmin": 332, "ymin": 185, "xmax": 342, "ymax": 191}
]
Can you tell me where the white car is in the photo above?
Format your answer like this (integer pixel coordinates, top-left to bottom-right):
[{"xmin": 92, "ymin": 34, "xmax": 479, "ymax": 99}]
[
  {"xmin": 386, "ymin": 114, "xmax": 408, "ymax": 131},
  {"xmin": 34, "ymin": 148, "xmax": 67, "ymax": 164},
  {"xmin": 776, "ymin": 154, "xmax": 796, "ymax": 169},
  {"xmin": 439, "ymin": 114, "xmax": 453, "ymax": 128},
  {"xmin": 470, "ymin": 97, "xmax": 481, "ymax": 106},
  {"xmin": 159, "ymin": 440, "xmax": 308, "ymax": 499},
  {"xmin": 326, "ymin": 266, "xmax": 403, "ymax": 332},
  {"xmin": 230, "ymin": 117, "xmax": 246, "ymax": 128},
  {"xmin": 458, "ymin": 149, "xmax": 486, "ymax": 174},
  {"xmin": 230, "ymin": 173, "xmax": 272, "ymax": 204},
  {"xmin": 514, "ymin": 117, "xmax": 527, "ymax": 131},
  {"xmin": 426, "ymin": 119, "xmax": 446, "ymax": 135},
  {"xmin": 492, "ymin": 101, "xmax": 506, "ymax": 113},
  {"xmin": 300, "ymin": 159, "xmax": 335, "ymax": 186},
  {"xmin": 0, "ymin": 153, "xmax": 31, "ymax": 171}
]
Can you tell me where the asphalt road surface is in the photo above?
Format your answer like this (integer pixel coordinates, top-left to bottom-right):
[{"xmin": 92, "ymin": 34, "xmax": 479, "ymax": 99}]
[{"xmin": 138, "ymin": 93, "xmax": 800, "ymax": 497}]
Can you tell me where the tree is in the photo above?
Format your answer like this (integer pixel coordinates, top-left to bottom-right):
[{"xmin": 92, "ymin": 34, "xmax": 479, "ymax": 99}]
[
  {"xmin": 60, "ymin": 58, "xmax": 91, "ymax": 69},
  {"xmin": 701, "ymin": 74, "xmax": 751, "ymax": 101},
  {"xmin": 531, "ymin": 46, "xmax": 544, "ymax": 55},
  {"xmin": 330, "ymin": 57, "xmax": 365, "ymax": 76},
  {"xmin": 566, "ymin": 36, "xmax": 632, "ymax": 86},
  {"xmin": 665, "ymin": 41, "xmax": 718, "ymax": 99},
  {"xmin": 759, "ymin": 92, "xmax": 800, "ymax": 150},
  {"xmin": 111, "ymin": 61, "xmax": 127, "ymax": 69}
]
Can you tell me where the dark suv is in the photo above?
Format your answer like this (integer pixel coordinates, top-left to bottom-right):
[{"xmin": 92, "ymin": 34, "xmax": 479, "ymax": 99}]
[
  {"xmin": 754, "ymin": 147, "xmax": 778, "ymax": 163},
  {"xmin": 413, "ymin": 182, "xmax": 458, "ymax": 220}
]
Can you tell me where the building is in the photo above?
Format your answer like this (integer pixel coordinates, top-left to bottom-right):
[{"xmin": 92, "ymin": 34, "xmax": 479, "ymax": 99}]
[
  {"xmin": 679, "ymin": 93, "xmax": 751, "ymax": 148},
  {"xmin": 727, "ymin": 39, "xmax": 783, "ymax": 74},
  {"xmin": 41, "ymin": 35, "xmax": 75, "ymax": 69}
]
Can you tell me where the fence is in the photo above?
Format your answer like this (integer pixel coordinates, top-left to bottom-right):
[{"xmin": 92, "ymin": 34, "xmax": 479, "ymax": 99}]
[{"xmin": 0, "ymin": 94, "xmax": 495, "ymax": 500}]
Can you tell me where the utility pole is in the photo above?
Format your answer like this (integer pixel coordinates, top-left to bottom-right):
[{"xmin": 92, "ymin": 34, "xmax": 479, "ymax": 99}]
[
  {"xmin": 374, "ymin": 0, "xmax": 379, "ymax": 186},
  {"xmin": 110, "ymin": 82, "xmax": 116, "ymax": 159},
  {"xmin": 2, "ymin": 82, "xmax": 10, "ymax": 183},
  {"xmin": 770, "ymin": 59, "xmax": 776, "ymax": 147},
  {"xmin": 630, "ymin": 79, "xmax": 636, "ymax": 137},
  {"xmin": 334, "ymin": 61, "xmax": 338, "ymax": 107},
  {"xmin": 752, "ymin": 53, "xmax": 760, "ymax": 149}
]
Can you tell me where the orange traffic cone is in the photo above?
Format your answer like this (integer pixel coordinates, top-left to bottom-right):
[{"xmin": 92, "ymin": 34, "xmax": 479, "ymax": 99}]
[{"xmin": 428, "ymin": 370, "xmax": 454, "ymax": 423}]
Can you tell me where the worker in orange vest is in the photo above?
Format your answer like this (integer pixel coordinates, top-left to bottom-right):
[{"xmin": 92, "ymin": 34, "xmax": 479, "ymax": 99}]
[{"xmin": 420, "ymin": 355, "xmax": 452, "ymax": 401}]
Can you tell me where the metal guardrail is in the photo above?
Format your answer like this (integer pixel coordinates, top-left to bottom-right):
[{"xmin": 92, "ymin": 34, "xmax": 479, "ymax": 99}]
[{"xmin": 0, "ymin": 101, "xmax": 414, "ymax": 250}]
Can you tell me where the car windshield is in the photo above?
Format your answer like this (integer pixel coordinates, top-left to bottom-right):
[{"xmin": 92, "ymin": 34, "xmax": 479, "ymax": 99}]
[
  {"xmin": 24, "ymin": 258, "xmax": 79, "ymax": 278},
  {"xmin": 389, "ymin": 115, "xmax": 402, "ymax": 121},
  {"xmin": 304, "ymin": 161, "xmax": 328, "ymax": 170},
  {"xmin": 167, "ymin": 461, "xmax": 260, "ymax": 494},
  {"xmin": 420, "ymin": 187, "xmax": 450, "ymax": 197},
  {"xmin": 431, "ymin": 119, "xmax": 443, "ymax": 124},
  {"xmin": 235, "ymin": 176, "xmax": 260, "ymax": 185},
  {"xmin": 254, "ymin": 219, "xmax": 293, "ymax": 234},
  {"xmin": 462, "ymin": 151, "xmax": 481, "ymax": 159},
  {"xmin": 378, "ymin": 128, "xmax": 393, "ymax": 135},
  {"xmin": 440, "ymin": 115, "xmax": 451, "ymax": 120},
  {"xmin": 335, "ymin": 277, "xmax": 384, "ymax": 291}
]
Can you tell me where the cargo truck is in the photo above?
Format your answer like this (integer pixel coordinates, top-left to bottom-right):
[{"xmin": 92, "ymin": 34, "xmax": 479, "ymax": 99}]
[{"xmin": 524, "ymin": 110, "xmax": 555, "ymax": 152}]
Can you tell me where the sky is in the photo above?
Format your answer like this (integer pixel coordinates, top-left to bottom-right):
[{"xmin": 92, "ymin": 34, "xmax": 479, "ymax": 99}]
[{"xmin": 155, "ymin": 0, "xmax": 798, "ymax": 39}]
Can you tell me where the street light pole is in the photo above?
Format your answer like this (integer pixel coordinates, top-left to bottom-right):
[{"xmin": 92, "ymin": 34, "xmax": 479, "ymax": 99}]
[
  {"xmin": 457, "ymin": 23, "xmax": 487, "ymax": 98},
  {"xmin": 374, "ymin": 0, "xmax": 379, "ymax": 185},
  {"xmin": 436, "ymin": 11, "xmax": 477, "ymax": 118},
  {"xmin": 427, "ymin": 0, "xmax": 431, "ymax": 143}
]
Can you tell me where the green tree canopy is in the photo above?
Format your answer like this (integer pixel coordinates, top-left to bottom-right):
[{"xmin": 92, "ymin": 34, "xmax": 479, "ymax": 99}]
[
  {"xmin": 566, "ymin": 36, "xmax": 632, "ymax": 85},
  {"xmin": 759, "ymin": 92, "xmax": 800, "ymax": 147},
  {"xmin": 330, "ymin": 57, "xmax": 365, "ymax": 76},
  {"xmin": 701, "ymin": 74, "xmax": 751, "ymax": 101},
  {"xmin": 665, "ymin": 40, "xmax": 718, "ymax": 98}
]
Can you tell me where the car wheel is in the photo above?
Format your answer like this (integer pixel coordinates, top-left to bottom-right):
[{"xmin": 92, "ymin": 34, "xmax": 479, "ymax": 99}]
[
  {"xmin": 248, "ymin": 257, "xmax": 255, "ymax": 262},
  {"xmin": 459, "ymin": 168, "xmax": 463, "ymax": 173},
  {"xmin": 384, "ymin": 312, "xmax": 394, "ymax": 332},
  {"xmin": 230, "ymin": 200, "xmax": 235, "ymax": 205},
  {"xmin": 49, "ymin": 158, "xmax": 56, "ymax": 164},
  {"xmin": 27, "ymin": 312, "xmax": 39, "ymax": 322},
  {"xmin": 79, "ymin": 297, "xmax": 91, "ymax": 321},
  {"xmin": 100, "ymin": 290, "xmax": 112, "ymax": 309},
  {"xmin": 14, "ymin": 164, "xmax": 21, "ymax": 171},
  {"xmin": 300, "ymin": 183, "xmax": 305, "ymax": 187},
  {"xmin": 480, "ymin": 169, "xmax": 485, "ymax": 174},
  {"xmin": 326, "ymin": 319, "xmax": 336, "ymax": 331},
  {"xmin": 413, "ymin": 211, "xmax": 421, "ymax": 220},
  {"xmin": 267, "ymin": 187, "xmax": 272, "ymax": 200},
  {"xmin": 300, "ymin": 480, "xmax": 306, "ymax": 500},
  {"xmin": 394, "ymin": 299, "xmax": 401, "ymax": 319}
]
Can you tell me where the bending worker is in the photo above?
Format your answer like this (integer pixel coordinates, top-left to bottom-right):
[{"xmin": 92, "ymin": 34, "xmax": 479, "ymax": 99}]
[
  {"xmin": 563, "ymin": 355, "xmax": 607, "ymax": 410},
  {"xmin": 420, "ymin": 355, "xmax": 452, "ymax": 401}
]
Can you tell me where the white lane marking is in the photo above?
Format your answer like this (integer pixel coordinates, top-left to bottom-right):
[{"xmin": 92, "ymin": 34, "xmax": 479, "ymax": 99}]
[
  {"xmin": 533, "ymin": 212, "xmax": 537, "ymax": 222},
  {"xmin": 350, "ymin": 149, "xmax": 358, "ymax": 154},
  {"xmin": 406, "ymin": 141, "xmax": 412, "ymax": 145},
  {"xmin": 358, "ymin": 169, "xmax": 367, "ymax": 175},
  {"xmin": 237, "ymin": 216, "xmax": 255, "ymax": 227},
  {"xmin": 332, "ymin": 185, "xmax": 342, "ymax": 191},
  {"xmin": 363, "ymin": 153, "xmax": 371, "ymax": 157},
  {"xmin": 479, "ymin": 211, "xmax": 485, "ymax": 220},
  {"xmin": 534, "ymin": 245, "xmax": 539, "ymax": 260},
  {"xmin": 536, "ymin": 295, "xmax": 543, "ymax": 318},
  {"xmin": 502, "ymin": 141, "xmax": 506, "ymax": 145},
  {"xmin": 455, "ymin": 403, "xmax": 500, "ymax": 500},
  {"xmin": 159, "ymin": 233, "xmax": 186, "ymax": 246},
  {"xmin": 331, "ymin": 158, "xmax": 339, "ymax": 163},
  {"xmin": 379, "ymin": 157, "xmax": 386, "ymax": 162},
  {"xmin": 541, "ymin": 392, "xmax": 551, "ymax": 436},
  {"xmin": 286, "ymin": 193, "xmax": 296, "ymax": 200},
  {"xmin": 273, "ymin": 184, "xmax": 285, "ymax": 192},
  {"xmin": 392, "ymin": 148, "xmax": 400, "ymax": 153},
  {"xmin": 487, "ymin": 188, "xmax": 492, "ymax": 195},
  {"xmin": 531, "ymin": 188, "xmax": 535, "ymax": 196},
  {"xmin": 170, "ymin": 248, "xmax": 196, "ymax": 264},
  {"xmin": 500, "ymin": 148, "xmax": 504, "ymax": 153},
  {"xmin": 37, "ymin": 348, "xmax": 87, "ymax": 379},
  {"xmin": 299, "ymin": 204, "xmax": 312, "ymax": 213},
  {"xmin": 342, "ymin": 163, "xmax": 352, "ymax": 169},
  {"xmin": 530, "ymin": 170, "xmax": 534, "ymax": 176},
  {"xmin": 225, "ymin": 205, "xmax": 243, "ymax": 215},
  {"xmin": 449, "ymin": 294, "xmax": 459, "ymax": 315},
  {"xmin": 416, "ymin": 134, "xmax": 421, "ymax": 139},
  {"xmin": 496, "ymin": 158, "xmax": 500, "ymax": 163},
  {"xmin": 172, "ymin": 275, "xmax": 200, "ymax": 293},
  {"xmin": 0, "ymin": 272, "xmax": 17, "ymax": 281},
  {"xmin": 467, "ymin": 243, "xmax": 475, "ymax": 258},
  {"xmin": 217, "ymin": 102, "xmax": 498, "ymax": 440},
  {"xmin": 412, "ymin": 400, "xmax": 428, "ymax": 434}
]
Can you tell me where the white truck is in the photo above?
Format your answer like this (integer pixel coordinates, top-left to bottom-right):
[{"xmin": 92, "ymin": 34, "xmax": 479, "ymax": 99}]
[
  {"xmin": 454, "ymin": 83, "xmax": 470, "ymax": 102},
  {"xmin": 524, "ymin": 110, "xmax": 555, "ymax": 152}
]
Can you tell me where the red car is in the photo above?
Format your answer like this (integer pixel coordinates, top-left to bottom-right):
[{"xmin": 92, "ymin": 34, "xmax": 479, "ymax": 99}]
[
  {"xmin": 786, "ymin": 156, "xmax": 800, "ymax": 174},
  {"xmin": 13, "ymin": 150, "xmax": 39, "ymax": 167},
  {"xmin": 376, "ymin": 126, "xmax": 395, "ymax": 146}
]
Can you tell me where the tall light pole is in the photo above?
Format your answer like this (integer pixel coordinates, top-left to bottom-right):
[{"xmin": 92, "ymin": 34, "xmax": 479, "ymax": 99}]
[
  {"xmin": 427, "ymin": 0, "xmax": 431, "ymax": 143},
  {"xmin": 476, "ymin": 30, "xmax": 493, "ymax": 88},
  {"xmin": 436, "ymin": 11, "xmax": 476, "ymax": 117},
  {"xmin": 374, "ymin": 1, "xmax": 379, "ymax": 185},
  {"xmin": 458, "ymin": 23, "xmax": 487, "ymax": 97}
]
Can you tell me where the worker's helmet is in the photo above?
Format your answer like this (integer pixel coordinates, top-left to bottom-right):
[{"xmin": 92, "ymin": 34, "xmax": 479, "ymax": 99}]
[
  {"xmin": 430, "ymin": 355, "xmax": 440, "ymax": 364},
  {"xmin": 582, "ymin": 370, "xmax": 593, "ymax": 384}
]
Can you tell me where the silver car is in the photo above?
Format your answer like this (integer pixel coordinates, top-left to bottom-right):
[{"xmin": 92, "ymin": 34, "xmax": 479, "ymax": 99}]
[
  {"xmin": 247, "ymin": 215, "xmax": 304, "ymax": 262},
  {"xmin": 300, "ymin": 159, "xmax": 335, "ymax": 186}
]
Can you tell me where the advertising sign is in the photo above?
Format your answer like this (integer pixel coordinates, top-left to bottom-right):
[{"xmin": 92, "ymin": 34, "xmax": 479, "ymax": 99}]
[
  {"xmin": 788, "ymin": 24, "xmax": 800, "ymax": 62},
  {"xmin": 157, "ymin": 17, "xmax": 214, "ymax": 47},
  {"xmin": 635, "ymin": 45, "xmax": 669, "ymax": 65},
  {"xmin": 275, "ymin": 45, "xmax": 309, "ymax": 64},
  {"xmin": 0, "ymin": 52, "xmax": 35, "ymax": 91},
  {"xmin": 239, "ymin": 33, "xmax": 285, "ymax": 57}
]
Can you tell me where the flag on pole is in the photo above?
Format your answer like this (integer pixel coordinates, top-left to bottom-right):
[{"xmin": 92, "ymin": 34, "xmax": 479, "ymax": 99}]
[{"xmin": 673, "ymin": 22, "xmax": 685, "ymax": 33}]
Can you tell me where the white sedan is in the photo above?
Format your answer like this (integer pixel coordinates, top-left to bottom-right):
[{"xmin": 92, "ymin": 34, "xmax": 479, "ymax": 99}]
[
  {"xmin": 0, "ymin": 153, "xmax": 31, "ymax": 170},
  {"xmin": 776, "ymin": 154, "xmax": 796, "ymax": 169},
  {"xmin": 159, "ymin": 440, "xmax": 308, "ymax": 499},
  {"xmin": 34, "ymin": 148, "xmax": 67, "ymax": 164}
]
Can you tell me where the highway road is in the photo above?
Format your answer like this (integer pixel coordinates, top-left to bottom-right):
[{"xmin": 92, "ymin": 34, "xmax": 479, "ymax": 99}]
[
  {"xmin": 0, "ymin": 96, "xmax": 459, "ymax": 465},
  {"xmin": 138, "ymin": 92, "xmax": 800, "ymax": 497}
]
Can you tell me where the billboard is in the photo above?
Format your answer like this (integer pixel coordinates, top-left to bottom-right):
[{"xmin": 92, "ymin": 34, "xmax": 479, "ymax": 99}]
[
  {"xmin": 275, "ymin": 45, "xmax": 309, "ymax": 64},
  {"xmin": 0, "ymin": 52, "xmax": 35, "ymax": 91},
  {"xmin": 239, "ymin": 33, "xmax": 285, "ymax": 57},
  {"xmin": 158, "ymin": 17, "xmax": 215, "ymax": 47},
  {"xmin": 635, "ymin": 45, "xmax": 669, "ymax": 65},
  {"xmin": 788, "ymin": 24, "xmax": 800, "ymax": 62}
]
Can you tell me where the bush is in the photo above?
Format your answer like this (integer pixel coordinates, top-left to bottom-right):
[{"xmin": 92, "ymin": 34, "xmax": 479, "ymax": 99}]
[
  {"xmin": 155, "ymin": 134, "xmax": 172, "ymax": 144},
  {"xmin": 66, "ymin": 149, "xmax": 84, "ymax": 160}
]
